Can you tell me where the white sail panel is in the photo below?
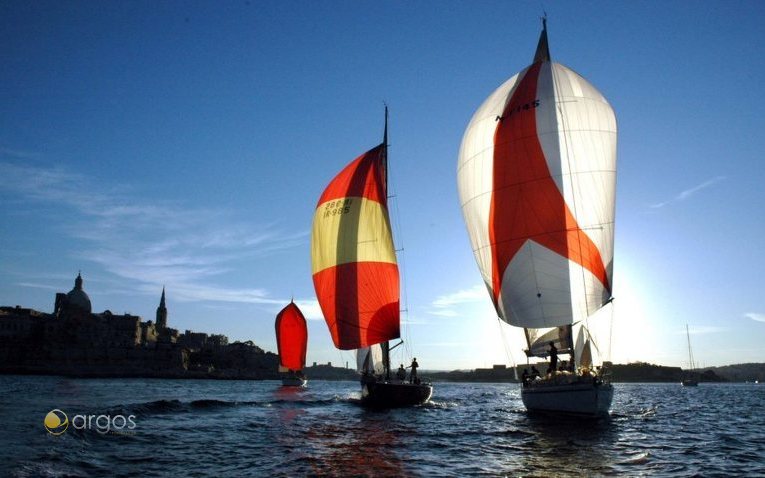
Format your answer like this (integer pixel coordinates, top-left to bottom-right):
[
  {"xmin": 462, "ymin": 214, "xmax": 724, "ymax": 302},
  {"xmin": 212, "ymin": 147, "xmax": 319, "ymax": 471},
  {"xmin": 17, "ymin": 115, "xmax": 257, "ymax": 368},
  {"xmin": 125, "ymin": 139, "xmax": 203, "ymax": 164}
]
[
  {"xmin": 541, "ymin": 63, "xmax": 617, "ymax": 286},
  {"xmin": 526, "ymin": 325, "xmax": 572, "ymax": 357},
  {"xmin": 574, "ymin": 324, "xmax": 593, "ymax": 369},
  {"xmin": 534, "ymin": 63, "xmax": 565, "ymax": 191},
  {"xmin": 356, "ymin": 345, "xmax": 384, "ymax": 375}
]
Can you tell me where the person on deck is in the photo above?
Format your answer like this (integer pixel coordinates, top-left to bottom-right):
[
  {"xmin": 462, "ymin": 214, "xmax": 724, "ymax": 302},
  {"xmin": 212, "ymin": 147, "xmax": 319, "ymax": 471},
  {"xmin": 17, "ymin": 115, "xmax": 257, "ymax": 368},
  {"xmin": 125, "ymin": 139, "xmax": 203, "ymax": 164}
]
[
  {"xmin": 530, "ymin": 365, "xmax": 540, "ymax": 379},
  {"xmin": 521, "ymin": 368, "xmax": 530, "ymax": 387},
  {"xmin": 408, "ymin": 358, "xmax": 419, "ymax": 384},
  {"xmin": 396, "ymin": 364, "xmax": 406, "ymax": 382},
  {"xmin": 548, "ymin": 341, "xmax": 558, "ymax": 375}
]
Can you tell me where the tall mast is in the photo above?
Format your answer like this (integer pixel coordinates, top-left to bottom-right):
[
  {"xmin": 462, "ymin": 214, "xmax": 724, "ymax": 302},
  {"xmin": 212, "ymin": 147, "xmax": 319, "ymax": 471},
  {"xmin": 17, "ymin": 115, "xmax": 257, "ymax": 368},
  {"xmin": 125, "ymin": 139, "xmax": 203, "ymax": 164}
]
[
  {"xmin": 381, "ymin": 104, "xmax": 391, "ymax": 380},
  {"xmin": 533, "ymin": 16, "xmax": 551, "ymax": 63},
  {"xmin": 686, "ymin": 324, "xmax": 695, "ymax": 371},
  {"xmin": 382, "ymin": 104, "xmax": 389, "ymax": 195}
]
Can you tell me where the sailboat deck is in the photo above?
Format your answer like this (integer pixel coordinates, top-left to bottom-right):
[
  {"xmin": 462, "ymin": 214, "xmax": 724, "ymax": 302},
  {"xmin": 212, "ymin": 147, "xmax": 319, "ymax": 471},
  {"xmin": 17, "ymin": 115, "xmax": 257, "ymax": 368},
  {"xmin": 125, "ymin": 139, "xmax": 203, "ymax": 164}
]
[{"xmin": 524, "ymin": 371, "xmax": 604, "ymax": 389}]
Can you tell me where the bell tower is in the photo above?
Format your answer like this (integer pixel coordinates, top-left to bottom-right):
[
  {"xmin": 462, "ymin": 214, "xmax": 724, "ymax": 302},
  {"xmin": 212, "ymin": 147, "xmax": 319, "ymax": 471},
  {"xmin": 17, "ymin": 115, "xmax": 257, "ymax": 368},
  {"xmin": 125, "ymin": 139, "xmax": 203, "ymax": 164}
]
[{"xmin": 156, "ymin": 287, "xmax": 168, "ymax": 329}]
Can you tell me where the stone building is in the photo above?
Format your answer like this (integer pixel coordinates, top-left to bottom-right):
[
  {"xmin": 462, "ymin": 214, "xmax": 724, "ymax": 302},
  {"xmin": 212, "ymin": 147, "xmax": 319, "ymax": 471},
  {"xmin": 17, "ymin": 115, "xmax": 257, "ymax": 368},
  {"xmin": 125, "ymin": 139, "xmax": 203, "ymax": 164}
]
[
  {"xmin": 0, "ymin": 272, "xmax": 278, "ymax": 378},
  {"xmin": 54, "ymin": 272, "xmax": 92, "ymax": 318},
  {"xmin": 156, "ymin": 287, "xmax": 168, "ymax": 329}
]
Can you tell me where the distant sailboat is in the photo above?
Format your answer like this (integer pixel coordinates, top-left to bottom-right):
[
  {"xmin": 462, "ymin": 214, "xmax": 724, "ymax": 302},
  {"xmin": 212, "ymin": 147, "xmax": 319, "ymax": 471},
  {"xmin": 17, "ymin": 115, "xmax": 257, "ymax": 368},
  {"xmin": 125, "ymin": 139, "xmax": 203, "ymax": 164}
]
[
  {"xmin": 682, "ymin": 324, "xmax": 699, "ymax": 386},
  {"xmin": 457, "ymin": 19, "xmax": 616, "ymax": 416},
  {"xmin": 311, "ymin": 107, "xmax": 432, "ymax": 407},
  {"xmin": 275, "ymin": 301, "xmax": 308, "ymax": 387}
]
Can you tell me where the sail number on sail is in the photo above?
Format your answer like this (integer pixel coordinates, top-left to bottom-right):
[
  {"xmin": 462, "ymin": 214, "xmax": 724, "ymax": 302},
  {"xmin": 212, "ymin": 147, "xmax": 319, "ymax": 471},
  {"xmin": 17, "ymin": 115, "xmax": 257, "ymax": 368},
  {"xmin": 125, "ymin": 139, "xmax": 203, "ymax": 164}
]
[
  {"xmin": 497, "ymin": 99, "xmax": 540, "ymax": 121},
  {"xmin": 322, "ymin": 198, "xmax": 355, "ymax": 218}
]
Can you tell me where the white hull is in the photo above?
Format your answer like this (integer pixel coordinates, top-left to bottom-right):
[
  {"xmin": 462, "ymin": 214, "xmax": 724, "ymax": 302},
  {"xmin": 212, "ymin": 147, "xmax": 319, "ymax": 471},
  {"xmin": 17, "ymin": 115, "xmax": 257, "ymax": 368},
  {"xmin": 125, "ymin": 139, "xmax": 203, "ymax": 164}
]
[
  {"xmin": 281, "ymin": 377, "xmax": 307, "ymax": 387},
  {"xmin": 521, "ymin": 381, "xmax": 613, "ymax": 417}
]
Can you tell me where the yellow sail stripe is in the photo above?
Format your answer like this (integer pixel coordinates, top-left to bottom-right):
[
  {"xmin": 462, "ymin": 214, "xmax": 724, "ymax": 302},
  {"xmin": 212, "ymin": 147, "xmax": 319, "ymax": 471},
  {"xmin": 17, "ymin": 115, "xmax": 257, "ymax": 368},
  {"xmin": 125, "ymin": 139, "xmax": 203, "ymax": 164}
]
[{"xmin": 311, "ymin": 196, "xmax": 397, "ymax": 274}]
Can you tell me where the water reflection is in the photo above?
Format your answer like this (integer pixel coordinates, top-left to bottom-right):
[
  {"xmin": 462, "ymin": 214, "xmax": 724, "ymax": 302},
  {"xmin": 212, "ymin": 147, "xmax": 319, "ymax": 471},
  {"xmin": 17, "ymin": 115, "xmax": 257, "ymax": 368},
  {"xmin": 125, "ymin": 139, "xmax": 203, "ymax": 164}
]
[
  {"xmin": 305, "ymin": 411, "xmax": 406, "ymax": 476},
  {"xmin": 272, "ymin": 384, "xmax": 307, "ymax": 425},
  {"xmin": 506, "ymin": 413, "xmax": 618, "ymax": 475}
]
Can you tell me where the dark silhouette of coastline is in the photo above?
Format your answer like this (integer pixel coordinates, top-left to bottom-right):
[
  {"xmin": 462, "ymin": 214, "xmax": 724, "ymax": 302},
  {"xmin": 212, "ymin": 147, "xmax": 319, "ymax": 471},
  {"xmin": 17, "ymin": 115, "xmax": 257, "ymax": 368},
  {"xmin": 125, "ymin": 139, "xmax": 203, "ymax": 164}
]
[
  {"xmin": 0, "ymin": 274, "xmax": 363, "ymax": 381},
  {"xmin": 424, "ymin": 362, "xmax": 744, "ymax": 383},
  {"xmin": 0, "ymin": 274, "xmax": 283, "ymax": 379}
]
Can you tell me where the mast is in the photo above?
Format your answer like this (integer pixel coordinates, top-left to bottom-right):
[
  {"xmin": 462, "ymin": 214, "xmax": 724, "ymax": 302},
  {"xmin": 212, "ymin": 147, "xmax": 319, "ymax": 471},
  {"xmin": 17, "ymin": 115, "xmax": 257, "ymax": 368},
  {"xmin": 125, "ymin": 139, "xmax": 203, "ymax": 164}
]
[
  {"xmin": 686, "ymin": 324, "xmax": 695, "ymax": 371},
  {"xmin": 381, "ymin": 105, "xmax": 391, "ymax": 380},
  {"xmin": 382, "ymin": 104, "xmax": 389, "ymax": 193},
  {"xmin": 533, "ymin": 16, "xmax": 550, "ymax": 63}
]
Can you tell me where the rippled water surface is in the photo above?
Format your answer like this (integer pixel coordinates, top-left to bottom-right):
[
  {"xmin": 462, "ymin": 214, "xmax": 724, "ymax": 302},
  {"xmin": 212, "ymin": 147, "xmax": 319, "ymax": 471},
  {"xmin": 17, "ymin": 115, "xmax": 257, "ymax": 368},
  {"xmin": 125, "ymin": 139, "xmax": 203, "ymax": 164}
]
[{"xmin": 1, "ymin": 376, "xmax": 763, "ymax": 476}]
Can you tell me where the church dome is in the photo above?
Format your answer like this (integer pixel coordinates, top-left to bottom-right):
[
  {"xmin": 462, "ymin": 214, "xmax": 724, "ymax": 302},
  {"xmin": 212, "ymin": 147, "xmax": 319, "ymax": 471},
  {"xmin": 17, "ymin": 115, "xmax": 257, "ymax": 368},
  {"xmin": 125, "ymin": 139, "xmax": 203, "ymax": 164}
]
[{"xmin": 66, "ymin": 272, "xmax": 92, "ymax": 313}]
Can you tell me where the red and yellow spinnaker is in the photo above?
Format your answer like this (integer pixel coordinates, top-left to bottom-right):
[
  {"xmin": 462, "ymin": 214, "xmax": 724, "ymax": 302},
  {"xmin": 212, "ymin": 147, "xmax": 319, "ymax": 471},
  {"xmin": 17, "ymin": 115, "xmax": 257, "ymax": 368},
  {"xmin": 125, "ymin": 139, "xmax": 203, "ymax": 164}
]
[
  {"xmin": 311, "ymin": 144, "xmax": 400, "ymax": 350},
  {"xmin": 275, "ymin": 301, "xmax": 308, "ymax": 372}
]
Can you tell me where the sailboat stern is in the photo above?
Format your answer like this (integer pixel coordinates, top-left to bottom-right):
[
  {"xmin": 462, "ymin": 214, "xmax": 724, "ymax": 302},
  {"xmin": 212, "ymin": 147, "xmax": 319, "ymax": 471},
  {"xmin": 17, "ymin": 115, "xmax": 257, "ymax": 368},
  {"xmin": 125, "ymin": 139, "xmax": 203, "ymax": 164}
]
[
  {"xmin": 521, "ymin": 381, "xmax": 613, "ymax": 417},
  {"xmin": 361, "ymin": 380, "xmax": 433, "ymax": 408}
]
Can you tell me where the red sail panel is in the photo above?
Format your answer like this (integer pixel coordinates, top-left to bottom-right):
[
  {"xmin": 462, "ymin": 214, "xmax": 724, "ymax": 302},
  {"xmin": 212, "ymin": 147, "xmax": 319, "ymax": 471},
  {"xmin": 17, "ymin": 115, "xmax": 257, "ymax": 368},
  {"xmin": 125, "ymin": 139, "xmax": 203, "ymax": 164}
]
[
  {"xmin": 312, "ymin": 262, "xmax": 399, "ymax": 350},
  {"xmin": 317, "ymin": 145, "xmax": 387, "ymax": 206},
  {"xmin": 275, "ymin": 302, "xmax": 308, "ymax": 371},
  {"xmin": 311, "ymin": 144, "xmax": 400, "ymax": 350},
  {"xmin": 489, "ymin": 62, "xmax": 610, "ymax": 307}
]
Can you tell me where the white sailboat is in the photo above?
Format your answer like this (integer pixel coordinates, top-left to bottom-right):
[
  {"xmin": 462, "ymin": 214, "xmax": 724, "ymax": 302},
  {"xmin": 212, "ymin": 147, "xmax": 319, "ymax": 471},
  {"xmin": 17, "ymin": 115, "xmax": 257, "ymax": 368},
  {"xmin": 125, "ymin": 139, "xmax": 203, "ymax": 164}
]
[
  {"xmin": 681, "ymin": 324, "xmax": 699, "ymax": 386},
  {"xmin": 457, "ymin": 19, "xmax": 617, "ymax": 416}
]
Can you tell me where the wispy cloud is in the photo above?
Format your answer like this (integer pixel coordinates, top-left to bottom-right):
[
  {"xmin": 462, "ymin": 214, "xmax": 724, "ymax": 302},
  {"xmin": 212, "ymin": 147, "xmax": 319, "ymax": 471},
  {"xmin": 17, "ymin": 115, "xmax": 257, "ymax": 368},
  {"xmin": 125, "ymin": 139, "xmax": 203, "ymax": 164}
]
[
  {"xmin": 0, "ymin": 147, "xmax": 41, "ymax": 160},
  {"xmin": 744, "ymin": 312, "xmax": 765, "ymax": 323},
  {"xmin": 429, "ymin": 285, "xmax": 488, "ymax": 317},
  {"xmin": 293, "ymin": 299, "xmax": 324, "ymax": 321},
  {"xmin": 16, "ymin": 282, "xmax": 60, "ymax": 291},
  {"xmin": 1, "ymin": 161, "xmax": 307, "ymax": 304},
  {"xmin": 650, "ymin": 176, "xmax": 726, "ymax": 209}
]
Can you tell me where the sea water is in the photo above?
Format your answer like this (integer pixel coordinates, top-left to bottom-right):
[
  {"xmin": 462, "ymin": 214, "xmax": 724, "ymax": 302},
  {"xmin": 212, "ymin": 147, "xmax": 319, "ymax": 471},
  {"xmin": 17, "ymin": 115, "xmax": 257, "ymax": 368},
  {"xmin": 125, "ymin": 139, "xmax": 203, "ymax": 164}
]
[{"xmin": 1, "ymin": 376, "xmax": 763, "ymax": 476}]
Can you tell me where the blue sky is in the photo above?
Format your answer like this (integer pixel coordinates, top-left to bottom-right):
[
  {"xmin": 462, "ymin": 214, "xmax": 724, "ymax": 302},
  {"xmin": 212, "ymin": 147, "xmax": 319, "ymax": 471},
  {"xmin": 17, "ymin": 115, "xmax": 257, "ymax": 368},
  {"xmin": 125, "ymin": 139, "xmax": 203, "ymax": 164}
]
[{"xmin": 2, "ymin": 1, "xmax": 764, "ymax": 370}]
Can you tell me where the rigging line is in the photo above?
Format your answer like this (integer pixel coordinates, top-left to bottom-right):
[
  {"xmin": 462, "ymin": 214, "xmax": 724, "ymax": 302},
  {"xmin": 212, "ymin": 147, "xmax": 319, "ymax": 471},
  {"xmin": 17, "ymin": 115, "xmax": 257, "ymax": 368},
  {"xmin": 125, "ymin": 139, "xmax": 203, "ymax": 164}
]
[
  {"xmin": 607, "ymin": 299, "xmax": 614, "ymax": 362},
  {"xmin": 496, "ymin": 317, "xmax": 517, "ymax": 372},
  {"xmin": 386, "ymin": 125, "xmax": 414, "ymax": 362},
  {"xmin": 338, "ymin": 349, "xmax": 350, "ymax": 371}
]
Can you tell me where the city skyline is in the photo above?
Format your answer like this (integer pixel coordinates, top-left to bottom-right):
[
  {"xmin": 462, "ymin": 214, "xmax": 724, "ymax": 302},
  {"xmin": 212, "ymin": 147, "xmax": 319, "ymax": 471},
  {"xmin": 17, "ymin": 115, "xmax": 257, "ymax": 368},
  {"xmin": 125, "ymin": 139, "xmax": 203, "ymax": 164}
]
[{"xmin": 2, "ymin": 1, "xmax": 764, "ymax": 370}]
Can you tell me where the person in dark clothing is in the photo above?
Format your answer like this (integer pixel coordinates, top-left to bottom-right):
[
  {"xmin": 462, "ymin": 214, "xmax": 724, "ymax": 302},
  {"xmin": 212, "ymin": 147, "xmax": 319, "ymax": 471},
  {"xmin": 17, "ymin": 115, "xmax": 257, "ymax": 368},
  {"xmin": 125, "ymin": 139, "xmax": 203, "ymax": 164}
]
[
  {"xmin": 548, "ymin": 341, "xmax": 558, "ymax": 375},
  {"xmin": 409, "ymin": 358, "xmax": 419, "ymax": 384},
  {"xmin": 396, "ymin": 364, "xmax": 406, "ymax": 381},
  {"xmin": 521, "ymin": 368, "xmax": 530, "ymax": 387},
  {"xmin": 530, "ymin": 365, "xmax": 540, "ymax": 379}
]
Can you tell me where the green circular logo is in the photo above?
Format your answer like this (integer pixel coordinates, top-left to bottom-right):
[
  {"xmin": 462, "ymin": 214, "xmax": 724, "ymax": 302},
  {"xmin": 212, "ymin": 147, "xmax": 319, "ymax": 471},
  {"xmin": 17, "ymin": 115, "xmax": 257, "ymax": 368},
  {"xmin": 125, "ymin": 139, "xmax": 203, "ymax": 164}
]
[{"xmin": 44, "ymin": 409, "xmax": 69, "ymax": 435}]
